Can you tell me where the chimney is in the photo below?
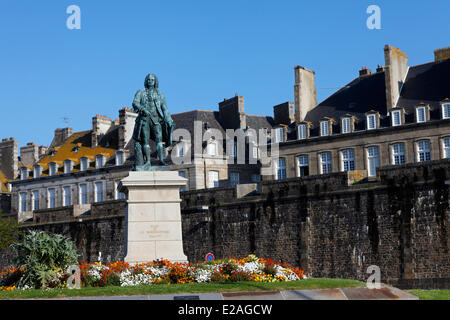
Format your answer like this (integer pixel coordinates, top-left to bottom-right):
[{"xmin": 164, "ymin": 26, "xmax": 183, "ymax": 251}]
[
  {"xmin": 359, "ymin": 66, "xmax": 372, "ymax": 77},
  {"xmin": 376, "ymin": 64, "xmax": 385, "ymax": 73},
  {"xmin": 20, "ymin": 142, "xmax": 39, "ymax": 166},
  {"xmin": 294, "ymin": 66, "xmax": 317, "ymax": 122},
  {"xmin": 434, "ymin": 46, "xmax": 450, "ymax": 62},
  {"xmin": 92, "ymin": 115, "xmax": 113, "ymax": 147},
  {"xmin": 384, "ymin": 44, "xmax": 409, "ymax": 111},
  {"xmin": 218, "ymin": 95, "xmax": 246, "ymax": 130},
  {"xmin": 51, "ymin": 127, "xmax": 73, "ymax": 148},
  {"xmin": 118, "ymin": 107, "xmax": 137, "ymax": 149},
  {"xmin": 0, "ymin": 137, "xmax": 18, "ymax": 180},
  {"xmin": 273, "ymin": 102, "xmax": 295, "ymax": 125}
]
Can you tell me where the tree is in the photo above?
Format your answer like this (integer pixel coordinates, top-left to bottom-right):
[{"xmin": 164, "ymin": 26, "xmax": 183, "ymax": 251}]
[{"xmin": 0, "ymin": 210, "xmax": 21, "ymax": 250}]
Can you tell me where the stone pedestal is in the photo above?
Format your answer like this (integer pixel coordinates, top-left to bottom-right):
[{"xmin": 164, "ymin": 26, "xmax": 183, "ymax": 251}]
[{"xmin": 119, "ymin": 171, "xmax": 188, "ymax": 264}]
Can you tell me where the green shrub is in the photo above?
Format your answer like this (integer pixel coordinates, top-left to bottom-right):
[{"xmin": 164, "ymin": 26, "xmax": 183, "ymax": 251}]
[{"xmin": 11, "ymin": 231, "xmax": 78, "ymax": 289}]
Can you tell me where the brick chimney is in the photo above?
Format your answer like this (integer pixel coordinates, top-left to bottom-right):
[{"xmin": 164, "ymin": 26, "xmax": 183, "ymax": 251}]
[
  {"xmin": 434, "ymin": 46, "xmax": 450, "ymax": 62},
  {"xmin": 273, "ymin": 102, "xmax": 295, "ymax": 125},
  {"xmin": 359, "ymin": 66, "xmax": 372, "ymax": 77},
  {"xmin": 51, "ymin": 127, "xmax": 73, "ymax": 148},
  {"xmin": 218, "ymin": 95, "xmax": 246, "ymax": 130},
  {"xmin": 92, "ymin": 115, "xmax": 113, "ymax": 147},
  {"xmin": 20, "ymin": 142, "xmax": 39, "ymax": 166},
  {"xmin": 118, "ymin": 107, "xmax": 137, "ymax": 149},
  {"xmin": 294, "ymin": 66, "xmax": 317, "ymax": 122},
  {"xmin": 384, "ymin": 45, "xmax": 409, "ymax": 111},
  {"xmin": 0, "ymin": 137, "xmax": 18, "ymax": 180}
]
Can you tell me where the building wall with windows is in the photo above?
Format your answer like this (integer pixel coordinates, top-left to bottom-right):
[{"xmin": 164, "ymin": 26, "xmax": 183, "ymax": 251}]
[{"xmin": 266, "ymin": 117, "xmax": 450, "ymax": 181}]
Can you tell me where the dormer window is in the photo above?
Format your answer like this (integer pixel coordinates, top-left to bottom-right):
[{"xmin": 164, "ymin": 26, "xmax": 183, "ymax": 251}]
[
  {"xmin": 20, "ymin": 167, "xmax": 29, "ymax": 180},
  {"xmin": 64, "ymin": 160, "xmax": 73, "ymax": 174},
  {"xmin": 342, "ymin": 117, "xmax": 351, "ymax": 134},
  {"xmin": 391, "ymin": 110, "xmax": 402, "ymax": 126},
  {"xmin": 367, "ymin": 114, "xmax": 376, "ymax": 130},
  {"xmin": 298, "ymin": 124, "xmax": 307, "ymax": 140},
  {"xmin": 178, "ymin": 143, "xmax": 185, "ymax": 157},
  {"xmin": 320, "ymin": 121, "xmax": 329, "ymax": 136},
  {"xmin": 33, "ymin": 165, "xmax": 41, "ymax": 179},
  {"xmin": 442, "ymin": 103, "xmax": 450, "ymax": 119},
  {"xmin": 80, "ymin": 157, "xmax": 89, "ymax": 171},
  {"xmin": 49, "ymin": 162, "xmax": 58, "ymax": 176},
  {"xmin": 416, "ymin": 106, "xmax": 426, "ymax": 123},
  {"xmin": 116, "ymin": 151, "xmax": 124, "ymax": 166},
  {"xmin": 207, "ymin": 141, "xmax": 217, "ymax": 156},
  {"xmin": 95, "ymin": 155, "xmax": 105, "ymax": 169},
  {"xmin": 274, "ymin": 127, "xmax": 284, "ymax": 143}
]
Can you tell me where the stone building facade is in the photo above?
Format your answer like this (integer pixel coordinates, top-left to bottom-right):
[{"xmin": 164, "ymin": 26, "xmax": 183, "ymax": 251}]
[{"xmin": 265, "ymin": 45, "xmax": 450, "ymax": 182}]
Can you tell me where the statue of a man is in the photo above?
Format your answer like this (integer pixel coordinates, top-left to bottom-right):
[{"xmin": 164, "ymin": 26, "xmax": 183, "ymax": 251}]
[{"xmin": 132, "ymin": 73, "xmax": 174, "ymax": 171}]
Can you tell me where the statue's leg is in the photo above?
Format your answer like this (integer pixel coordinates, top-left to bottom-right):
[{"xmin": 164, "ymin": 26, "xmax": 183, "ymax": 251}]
[
  {"xmin": 143, "ymin": 122, "xmax": 151, "ymax": 167},
  {"xmin": 154, "ymin": 123, "xmax": 166, "ymax": 165},
  {"xmin": 134, "ymin": 141, "xmax": 144, "ymax": 169},
  {"xmin": 143, "ymin": 144, "xmax": 151, "ymax": 166}
]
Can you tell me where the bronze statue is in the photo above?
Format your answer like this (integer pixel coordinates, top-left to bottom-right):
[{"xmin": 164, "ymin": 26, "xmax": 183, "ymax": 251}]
[{"xmin": 132, "ymin": 73, "xmax": 174, "ymax": 171}]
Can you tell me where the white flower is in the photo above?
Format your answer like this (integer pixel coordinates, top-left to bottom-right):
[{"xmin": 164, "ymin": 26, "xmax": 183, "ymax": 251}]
[{"xmin": 193, "ymin": 269, "xmax": 211, "ymax": 283}]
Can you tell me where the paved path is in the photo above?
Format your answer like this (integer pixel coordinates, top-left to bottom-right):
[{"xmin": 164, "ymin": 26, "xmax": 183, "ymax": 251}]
[{"xmin": 37, "ymin": 286, "xmax": 418, "ymax": 300}]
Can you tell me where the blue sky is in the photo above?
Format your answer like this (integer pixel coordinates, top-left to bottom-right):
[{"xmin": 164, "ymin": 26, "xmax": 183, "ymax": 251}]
[{"xmin": 0, "ymin": 0, "xmax": 449, "ymax": 147}]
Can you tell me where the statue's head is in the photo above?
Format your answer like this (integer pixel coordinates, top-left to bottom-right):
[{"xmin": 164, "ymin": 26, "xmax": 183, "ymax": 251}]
[{"xmin": 144, "ymin": 73, "xmax": 159, "ymax": 89}]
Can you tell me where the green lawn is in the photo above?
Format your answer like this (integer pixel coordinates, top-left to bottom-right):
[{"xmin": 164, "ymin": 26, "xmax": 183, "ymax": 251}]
[
  {"xmin": 407, "ymin": 290, "xmax": 450, "ymax": 300},
  {"xmin": 0, "ymin": 278, "xmax": 364, "ymax": 299}
]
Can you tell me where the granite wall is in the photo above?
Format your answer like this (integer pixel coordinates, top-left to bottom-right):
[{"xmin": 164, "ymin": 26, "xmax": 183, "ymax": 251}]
[{"xmin": 1, "ymin": 161, "xmax": 448, "ymax": 289}]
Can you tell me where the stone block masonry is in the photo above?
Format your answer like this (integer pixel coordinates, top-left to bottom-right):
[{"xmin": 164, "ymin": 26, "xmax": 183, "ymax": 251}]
[{"xmin": 1, "ymin": 161, "xmax": 449, "ymax": 289}]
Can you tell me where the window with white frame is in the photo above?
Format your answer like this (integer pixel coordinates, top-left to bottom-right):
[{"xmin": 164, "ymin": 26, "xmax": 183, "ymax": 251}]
[
  {"xmin": 417, "ymin": 140, "xmax": 431, "ymax": 162},
  {"xmin": 94, "ymin": 181, "xmax": 103, "ymax": 202},
  {"xmin": 367, "ymin": 146, "xmax": 380, "ymax": 177},
  {"xmin": 442, "ymin": 103, "xmax": 450, "ymax": 119},
  {"xmin": 391, "ymin": 110, "xmax": 401, "ymax": 126},
  {"xmin": 19, "ymin": 192, "xmax": 27, "ymax": 213},
  {"xmin": 207, "ymin": 141, "xmax": 217, "ymax": 156},
  {"xmin": 208, "ymin": 171, "xmax": 219, "ymax": 188},
  {"xmin": 392, "ymin": 143, "xmax": 406, "ymax": 165},
  {"xmin": 252, "ymin": 143, "xmax": 258, "ymax": 159},
  {"xmin": 63, "ymin": 186, "xmax": 72, "ymax": 206},
  {"xmin": 320, "ymin": 121, "xmax": 329, "ymax": 136},
  {"xmin": 178, "ymin": 143, "xmax": 185, "ymax": 157},
  {"xmin": 443, "ymin": 138, "xmax": 450, "ymax": 159},
  {"xmin": 297, "ymin": 155, "xmax": 309, "ymax": 177},
  {"xmin": 342, "ymin": 118, "xmax": 351, "ymax": 134},
  {"xmin": 32, "ymin": 190, "xmax": 39, "ymax": 211},
  {"xmin": 48, "ymin": 188, "xmax": 56, "ymax": 209},
  {"xmin": 320, "ymin": 152, "xmax": 332, "ymax": 174},
  {"xmin": 341, "ymin": 149, "xmax": 355, "ymax": 172},
  {"xmin": 298, "ymin": 124, "xmax": 307, "ymax": 140},
  {"xmin": 367, "ymin": 114, "xmax": 376, "ymax": 130},
  {"xmin": 116, "ymin": 151, "xmax": 124, "ymax": 166},
  {"xmin": 273, "ymin": 128, "xmax": 283, "ymax": 143},
  {"xmin": 416, "ymin": 107, "xmax": 426, "ymax": 123},
  {"xmin": 230, "ymin": 172, "xmax": 240, "ymax": 186},
  {"xmin": 80, "ymin": 158, "xmax": 89, "ymax": 171},
  {"xmin": 79, "ymin": 184, "xmax": 88, "ymax": 205},
  {"xmin": 276, "ymin": 158, "xmax": 287, "ymax": 180}
]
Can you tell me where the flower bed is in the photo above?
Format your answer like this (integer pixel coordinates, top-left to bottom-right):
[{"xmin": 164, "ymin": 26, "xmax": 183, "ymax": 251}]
[{"xmin": 0, "ymin": 255, "xmax": 306, "ymax": 291}]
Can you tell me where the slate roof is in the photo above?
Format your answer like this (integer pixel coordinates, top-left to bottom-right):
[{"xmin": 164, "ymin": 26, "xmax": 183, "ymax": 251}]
[
  {"xmin": 397, "ymin": 59, "xmax": 450, "ymax": 112},
  {"xmin": 0, "ymin": 170, "xmax": 9, "ymax": 193},
  {"xmin": 303, "ymin": 58, "xmax": 450, "ymax": 128},
  {"xmin": 304, "ymin": 71, "xmax": 387, "ymax": 127}
]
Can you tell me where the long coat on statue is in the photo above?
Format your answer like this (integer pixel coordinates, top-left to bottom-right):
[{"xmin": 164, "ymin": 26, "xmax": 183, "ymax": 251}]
[{"xmin": 132, "ymin": 87, "xmax": 174, "ymax": 147}]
